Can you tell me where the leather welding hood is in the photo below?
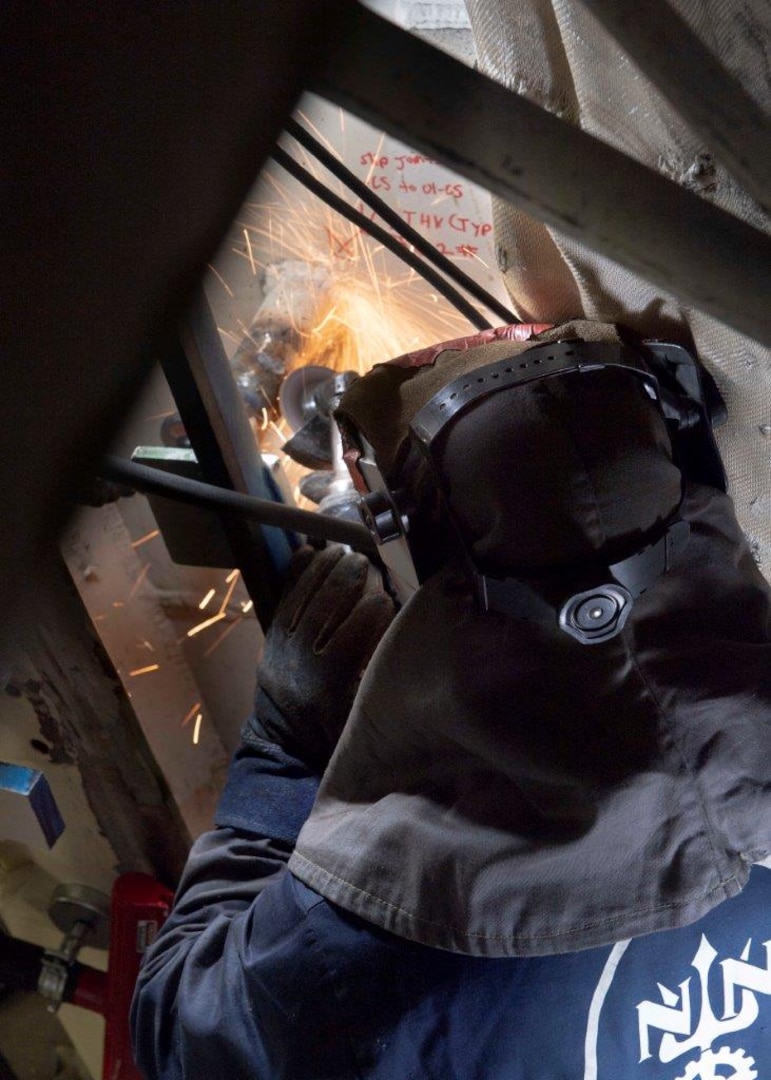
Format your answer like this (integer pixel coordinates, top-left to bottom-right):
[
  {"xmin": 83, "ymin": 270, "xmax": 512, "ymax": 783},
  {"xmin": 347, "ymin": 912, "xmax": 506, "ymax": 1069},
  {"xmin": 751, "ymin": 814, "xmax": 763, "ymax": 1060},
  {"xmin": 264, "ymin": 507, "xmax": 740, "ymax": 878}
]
[{"xmin": 288, "ymin": 320, "xmax": 771, "ymax": 957}]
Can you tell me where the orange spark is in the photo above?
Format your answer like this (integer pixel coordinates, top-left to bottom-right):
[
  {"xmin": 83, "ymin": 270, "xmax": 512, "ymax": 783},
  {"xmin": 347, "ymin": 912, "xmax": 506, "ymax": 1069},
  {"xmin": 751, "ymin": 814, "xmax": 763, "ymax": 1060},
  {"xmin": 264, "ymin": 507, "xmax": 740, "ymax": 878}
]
[
  {"xmin": 181, "ymin": 701, "xmax": 202, "ymax": 728},
  {"xmin": 218, "ymin": 574, "xmax": 240, "ymax": 614},
  {"xmin": 131, "ymin": 529, "xmax": 160, "ymax": 549},
  {"xmin": 187, "ymin": 612, "xmax": 227, "ymax": 638},
  {"xmin": 192, "ymin": 713, "xmax": 203, "ymax": 745},
  {"xmin": 243, "ymin": 228, "xmax": 257, "ymax": 276},
  {"xmin": 207, "ymin": 263, "xmax": 234, "ymax": 298},
  {"xmin": 241, "ymin": 600, "xmax": 254, "ymax": 614},
  {"xmin": 129, "ymin": 664, "xmax": 160, "ymax": 677},
  {"xmin": 198, "ymin": 588, "xmax": 216, "ymax": 610},
  {"xmin": 225, "ymin": 569, "xmax": 240, "ymax": 583}
]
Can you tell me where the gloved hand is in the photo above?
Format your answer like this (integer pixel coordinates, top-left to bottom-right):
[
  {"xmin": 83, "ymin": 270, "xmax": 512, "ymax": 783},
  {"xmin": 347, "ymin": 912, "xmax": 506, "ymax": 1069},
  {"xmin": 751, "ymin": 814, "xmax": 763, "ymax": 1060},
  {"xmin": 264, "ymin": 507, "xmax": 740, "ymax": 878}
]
[{"xmin": 247, "ymin": 545, "xmax": 396, "ymax": 770}]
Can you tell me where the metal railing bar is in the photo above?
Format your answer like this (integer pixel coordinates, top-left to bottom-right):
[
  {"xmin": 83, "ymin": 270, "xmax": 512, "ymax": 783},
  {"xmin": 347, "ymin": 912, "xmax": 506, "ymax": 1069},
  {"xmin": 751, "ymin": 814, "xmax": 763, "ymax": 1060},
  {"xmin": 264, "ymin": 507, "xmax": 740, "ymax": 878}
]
[{"xmin": 313, "ymin": 3, "xmax": 771, "ymax": 346}]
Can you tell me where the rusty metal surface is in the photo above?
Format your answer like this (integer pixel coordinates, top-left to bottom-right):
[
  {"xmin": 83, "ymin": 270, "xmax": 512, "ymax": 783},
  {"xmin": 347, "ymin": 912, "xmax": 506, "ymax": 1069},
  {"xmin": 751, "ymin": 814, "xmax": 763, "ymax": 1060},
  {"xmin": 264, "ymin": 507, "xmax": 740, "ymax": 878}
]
[{"xmin": 316, "ymin": 4, "xmax": 771, "ymax": 345}]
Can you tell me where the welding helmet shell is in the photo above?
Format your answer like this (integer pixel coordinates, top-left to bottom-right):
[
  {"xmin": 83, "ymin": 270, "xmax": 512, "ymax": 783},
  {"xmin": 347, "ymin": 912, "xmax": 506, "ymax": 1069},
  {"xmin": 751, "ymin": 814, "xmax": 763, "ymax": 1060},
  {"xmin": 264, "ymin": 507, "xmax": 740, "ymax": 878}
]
[{"xmin": 336, "ymin": 320, "xmax": 718, "ymax": 637}]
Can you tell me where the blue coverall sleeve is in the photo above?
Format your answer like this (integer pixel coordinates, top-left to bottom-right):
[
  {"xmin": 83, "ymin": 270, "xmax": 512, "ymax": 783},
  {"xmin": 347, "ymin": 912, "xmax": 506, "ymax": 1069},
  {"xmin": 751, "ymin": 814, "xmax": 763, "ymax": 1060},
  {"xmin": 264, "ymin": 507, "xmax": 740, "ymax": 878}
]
[{"xmin": 130, "ymin": 735, "xmax": 333, "ymax": 1080}]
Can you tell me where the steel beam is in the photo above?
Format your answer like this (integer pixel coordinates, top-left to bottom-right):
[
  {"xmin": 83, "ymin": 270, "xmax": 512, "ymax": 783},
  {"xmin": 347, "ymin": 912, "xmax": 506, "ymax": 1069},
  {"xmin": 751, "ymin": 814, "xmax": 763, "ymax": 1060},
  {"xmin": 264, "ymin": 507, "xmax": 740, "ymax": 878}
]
[
  {"xmin": 315, "ymin": 4, "xmax": 771, "ymax": 346},
  {"xmin": 0, "ymin": 0, "xmax": 346, "ymax": 640},
  {"xmin": 576, "ymin": 0, "xmax": 771, "ymax": 216}
]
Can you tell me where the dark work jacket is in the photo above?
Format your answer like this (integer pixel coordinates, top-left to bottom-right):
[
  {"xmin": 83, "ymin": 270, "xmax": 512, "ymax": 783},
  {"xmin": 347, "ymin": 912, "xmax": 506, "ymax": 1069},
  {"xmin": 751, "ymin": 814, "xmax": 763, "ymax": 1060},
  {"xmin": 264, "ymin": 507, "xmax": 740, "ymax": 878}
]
[{"xmin": 131, "ymin": 735, "xmax": 771, "ymax": 1080}]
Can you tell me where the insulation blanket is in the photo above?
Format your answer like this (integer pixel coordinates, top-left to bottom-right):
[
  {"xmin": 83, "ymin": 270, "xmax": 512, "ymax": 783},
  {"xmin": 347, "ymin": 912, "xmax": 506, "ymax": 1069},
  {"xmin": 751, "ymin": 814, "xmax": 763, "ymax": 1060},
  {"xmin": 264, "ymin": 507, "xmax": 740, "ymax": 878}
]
[{"xmin": 463, "ymin": 0, "xmax": 770, "ymax": 578}]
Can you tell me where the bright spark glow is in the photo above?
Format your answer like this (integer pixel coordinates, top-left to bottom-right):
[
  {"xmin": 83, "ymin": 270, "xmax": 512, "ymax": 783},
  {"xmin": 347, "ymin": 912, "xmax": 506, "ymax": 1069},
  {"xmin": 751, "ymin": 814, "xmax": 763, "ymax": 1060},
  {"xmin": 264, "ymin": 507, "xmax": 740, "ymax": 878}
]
[
  {"xmin": 113, "ymin": 601, "xmax": 125, "ymax": 609},
  {"xmin": 226, "ymin": 569, "xmax": 240, "ymax": 583},
  {"xmin": 464, "ymin": 247, "xmax": 491, "ymax": 269},
  {"xmin": 241, "ymin": 600, "xmax": 254, "ymax": 613},
  {"xmin": 192, "ymin": 713, "xmax": 203, "ymax": 745},
  {"xmin": 207, "ymin": 263, "xmax": 234, "ymax": 298},
  {"xmin": 244, "ymin": 228, "xmax": 257, "ymax": 276},
  {"xmin": 131, "ymin": 529, "xmax": 160, "ymax": 548},
  {"xmin": 240, "ymin": 152, "xmax": 471, "ymax": 384},
  {"xmin": 260, "ymin": 408, "xmax": 269, "ymax": 431},
  {"xmin": 187, "ymin": 612, "xmax": 227, "ymax": 637},
  {"xmin": 141, "ymin": 640, "xmax": 155, "ymax": 652},
  {"xmin": 219, "ymin": 574, "xmax": 240, "ymax": 614},
  {"xmin": 198, "ymin": 588, "xmax": 216, "ymax": 610},
  {"xmin": 129, "ymin": 664, "xmax": 160, "ymax": 677},
  {"xmin": 181, "ymin": 701, "xmax": 202, "ymax": 728}
]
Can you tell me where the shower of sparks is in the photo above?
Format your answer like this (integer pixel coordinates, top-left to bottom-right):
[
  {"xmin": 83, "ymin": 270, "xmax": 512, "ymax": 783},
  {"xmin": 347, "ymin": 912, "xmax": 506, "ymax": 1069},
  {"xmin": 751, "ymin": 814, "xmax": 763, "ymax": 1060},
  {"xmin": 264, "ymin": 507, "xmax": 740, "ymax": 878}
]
[
  {"xmin": 129, "ymin": 664, "xmax": 160, "ymax": 677},
  {"xmin": 127, "ymin": 562, "xmax": 151, "ymax": 601},
  {"xmin": 202, "ymin": 615, "xmax": 244, "ymax": 658},
  {"xmin": 192, "ymin": 713, "xmax": 203, "ymax": 745},
  {"xmin": 181, "ymin": 701, "xmax": 202, "ymax": 728},
  {"xmin": 241, "ymin": 600, "xmax": 254, "ymax": 614},
  {"xmin": 187, "ymin": 611, "xmax": 227, "ymax": 638},
  {"xmin": 207, "ymin": 263, "xmax": 234, "ymax": 298},
  {"xmin": 226, "ymin": 569, "xmax": 240, "ymax": 583},
  {"xmin": 198, "ymin": 588, "xmax": 216, "ymax": 610},
  {"xmin": 239, "ymin": 151, "xmax": 472, "ymax": 386},
  {"xmin": 131, "ymin": 529, "xmax": 160, "ymax": 549}
]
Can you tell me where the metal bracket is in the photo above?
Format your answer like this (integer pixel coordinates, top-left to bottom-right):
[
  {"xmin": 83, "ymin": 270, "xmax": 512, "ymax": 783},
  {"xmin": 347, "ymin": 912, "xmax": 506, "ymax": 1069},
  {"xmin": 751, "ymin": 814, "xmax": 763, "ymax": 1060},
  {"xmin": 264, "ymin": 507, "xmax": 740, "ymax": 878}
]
[{"xmin": 39, "ymin": 884, "xmax": 111, "ymax": 1012}]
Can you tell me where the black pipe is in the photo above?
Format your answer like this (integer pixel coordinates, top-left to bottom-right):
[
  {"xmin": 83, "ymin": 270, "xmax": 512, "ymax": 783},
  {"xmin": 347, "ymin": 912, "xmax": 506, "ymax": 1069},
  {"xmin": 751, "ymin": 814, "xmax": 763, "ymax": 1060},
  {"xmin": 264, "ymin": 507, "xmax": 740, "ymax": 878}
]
[{"xmin": 101, "ymin": 456, "xmax": 377, "ymax": 554}]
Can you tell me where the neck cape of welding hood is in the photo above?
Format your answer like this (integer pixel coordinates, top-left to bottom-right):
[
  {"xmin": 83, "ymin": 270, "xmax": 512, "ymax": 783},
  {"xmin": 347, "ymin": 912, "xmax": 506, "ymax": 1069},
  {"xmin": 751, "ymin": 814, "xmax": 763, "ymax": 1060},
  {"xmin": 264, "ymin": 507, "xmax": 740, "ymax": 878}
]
[{"xmin": 288, "ymin": 321, "xmax": 771, "ymax": 958}]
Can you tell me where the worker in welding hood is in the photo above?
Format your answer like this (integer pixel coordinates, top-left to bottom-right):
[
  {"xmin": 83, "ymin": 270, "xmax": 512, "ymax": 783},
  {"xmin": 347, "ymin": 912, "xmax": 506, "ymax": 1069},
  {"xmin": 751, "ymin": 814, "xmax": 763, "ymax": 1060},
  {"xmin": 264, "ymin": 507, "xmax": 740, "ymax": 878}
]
[{"xmin": 131, "ymin": 320, "xmax": 771, "ymax": 1080}]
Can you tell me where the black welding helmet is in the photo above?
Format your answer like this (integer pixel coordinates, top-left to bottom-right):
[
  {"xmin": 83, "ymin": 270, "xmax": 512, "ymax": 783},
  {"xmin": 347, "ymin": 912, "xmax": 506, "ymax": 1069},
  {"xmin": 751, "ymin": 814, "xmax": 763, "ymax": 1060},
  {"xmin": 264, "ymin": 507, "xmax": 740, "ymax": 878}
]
[{"xmin": 336, "ymin": 320, "xmax": 727, "ymax": 643}]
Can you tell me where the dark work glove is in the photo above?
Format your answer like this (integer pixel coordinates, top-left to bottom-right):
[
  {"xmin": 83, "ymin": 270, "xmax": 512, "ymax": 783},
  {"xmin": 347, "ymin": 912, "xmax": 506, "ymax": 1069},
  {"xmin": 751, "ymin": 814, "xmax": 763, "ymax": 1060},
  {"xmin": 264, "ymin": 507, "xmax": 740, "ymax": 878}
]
[{"xmin": 248, "ymin": 545, "xmax": 396, "ymax": 770}]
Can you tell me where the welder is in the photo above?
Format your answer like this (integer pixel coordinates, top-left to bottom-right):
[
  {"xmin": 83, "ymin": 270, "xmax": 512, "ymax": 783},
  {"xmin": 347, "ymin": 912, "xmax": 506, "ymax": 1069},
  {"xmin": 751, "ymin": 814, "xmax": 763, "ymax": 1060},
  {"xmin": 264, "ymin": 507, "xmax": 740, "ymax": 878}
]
[{"xmin": 131, "ymin": 318, "xmax": 771, "ymax": 1079}]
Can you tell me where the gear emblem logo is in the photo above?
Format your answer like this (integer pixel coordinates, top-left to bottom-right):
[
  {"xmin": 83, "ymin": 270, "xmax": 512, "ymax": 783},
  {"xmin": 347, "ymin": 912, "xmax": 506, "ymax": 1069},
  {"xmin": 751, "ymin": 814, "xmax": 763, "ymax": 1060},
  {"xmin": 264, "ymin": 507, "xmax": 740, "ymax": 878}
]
[
  {"xmin": 583, "ymin": 875, "xmax": 771, "ymax": 1080},
  {"xmin": 674, "ymin": 1046, "xmax": 757, "ymax": 1080}
]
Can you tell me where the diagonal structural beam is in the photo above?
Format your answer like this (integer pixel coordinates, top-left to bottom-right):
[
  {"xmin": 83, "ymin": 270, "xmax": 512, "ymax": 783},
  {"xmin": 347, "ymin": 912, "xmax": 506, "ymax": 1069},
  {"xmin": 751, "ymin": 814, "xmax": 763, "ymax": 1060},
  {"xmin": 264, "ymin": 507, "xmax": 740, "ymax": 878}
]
[
  {"xmin": 314, "ymin": 3, "xmax": 771, "ymax": 346},
  {"xmin": 576, "ymin": 0, "xmax": 771, "ymax": 216}
]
